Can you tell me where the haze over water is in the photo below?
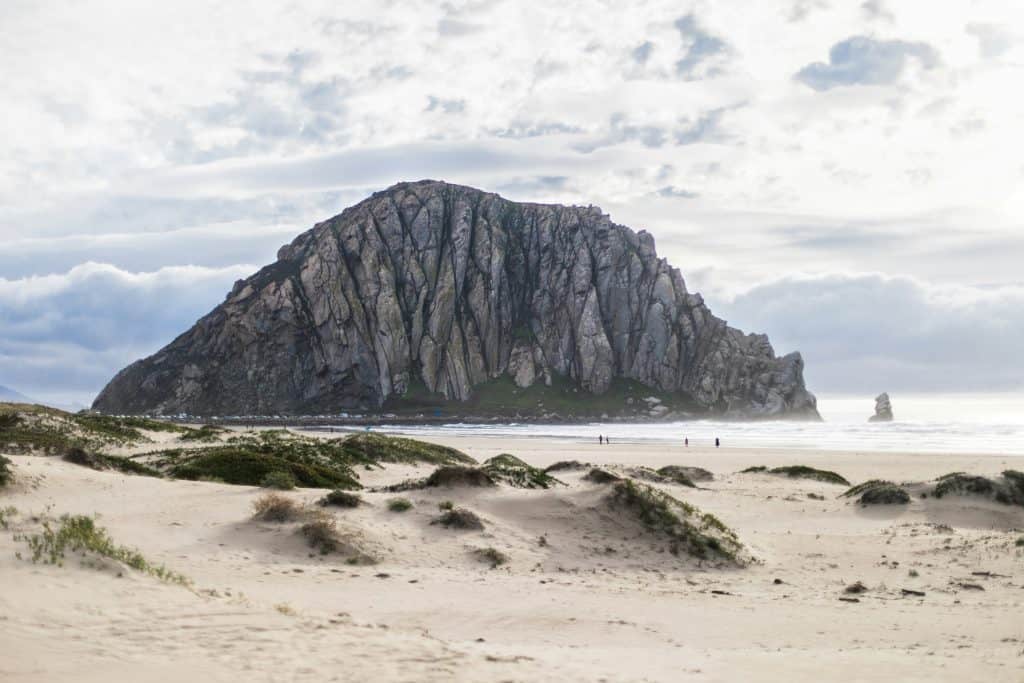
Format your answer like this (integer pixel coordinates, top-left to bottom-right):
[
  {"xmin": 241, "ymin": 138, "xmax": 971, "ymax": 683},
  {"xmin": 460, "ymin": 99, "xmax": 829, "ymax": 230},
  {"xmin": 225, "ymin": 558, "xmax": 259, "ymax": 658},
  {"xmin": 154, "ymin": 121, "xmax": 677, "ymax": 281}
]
[{"xmin": 356, "ymin": 393, "xmax": 1024, "ymax": 456}]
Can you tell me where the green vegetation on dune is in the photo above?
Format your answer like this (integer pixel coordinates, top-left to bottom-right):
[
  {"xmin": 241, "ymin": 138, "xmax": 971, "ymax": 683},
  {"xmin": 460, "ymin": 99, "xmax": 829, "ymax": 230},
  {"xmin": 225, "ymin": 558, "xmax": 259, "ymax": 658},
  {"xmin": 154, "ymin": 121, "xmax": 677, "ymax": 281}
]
[
  {"xmin": 1002, "ymin": 469, "xmax": 1024, "ymax": 492},
  {"xmin": 387, "ymin": 498, "xmax": 413, "ymax": 512},
  {"xmin": 544, "ymin": 460, "xmax": 589, "ymax": 473},
  {"xmin": 583, "ymin": 468, "xmax": 621, "ymax": 484},
  {"xmin": 138, "ymin": 430, "xmax": 482, "ymax": 490},
  {"xmin": 0, "ymin": 408, "xmax": 88, "ymax": 454},
  {"xmin": 933, "ymin": 470, "xmax": 1024, "ymax": 506},
  {"xmin": 169, "ymin": 447, "xmax": 359, "ymax": 489},
  {"xmin": 432, "ymin": 507, "xmax": 485, "ymax": 530},
  {"xmin": 384, "ymin": 456, "xmax": 563, "ymax": 491},
  {"xmin": 769, "ymin": 466, "xmax": 848, "ymax": 485},
  {"xmin": 842, "ymin": 480, "xmax": 910, "ymax": 505},
  {"xmin": 77, "ymin": 414, "xmax": 187, "ymax": 434},
  {"xmin": 0, "ymin": 405, "xmax": 180, "ymax": 454},
  {"xmin": 178, "ymin": 424, "xmax": 225, "ymax": 442},
  {"xmin": 0, "ymin": 455, "xmax": 13, "ymax": 488},
  {"xmin": 658, "ymin": 465, "xmax": 713, "ymax": 483},
  {"xmin": 251, "ymin": 493, "xmax": 303, "ymax": 522},
  {"xmin": 482, "ymin": 454, "xmax": 564, "ymax": 489},
  {"xmin": 624, "ymin": 466, "xmax": 695, "ymax": 487},
  {"xmin": 260, "ymin": 470, "xmax": 298, "ymax": 490},
  {"xmin": 423, "ymin": 466, "xmax": 496, "ymax": 488},
  {"xmin": 15, "ymin": 514, "xmax": 188, "ymax": 584},
  {"xmin": 63, "ymin": 448, "xmax": 163, "ymax": 478},
  {"xmin": 337, "ymin": 432, "xmax": 475, "ymax": 466},
  {"xmin": 155, "ymin": 430, "xmax": 372, "ymax": 489},
  {"xmin": 300, "ymin": 512, "xmax": 342, "ymax": 555},
  {"xmin": 742, "ymin": 465, "xmax": 850, "ymax": 486},
  {"xmin": 842, "ymin": 480, "xmax": 893, "ymax": 498},
  {"xmin": 607, "ymin": 480, "xmax": 744, "ymax": 565},
  {"xmin": 319, "ymin": 489, "xmax": 362, "ymax": 508},
  {"xmin": 473, "ymin": 546, "xmax": 508, "ymax": 567}
]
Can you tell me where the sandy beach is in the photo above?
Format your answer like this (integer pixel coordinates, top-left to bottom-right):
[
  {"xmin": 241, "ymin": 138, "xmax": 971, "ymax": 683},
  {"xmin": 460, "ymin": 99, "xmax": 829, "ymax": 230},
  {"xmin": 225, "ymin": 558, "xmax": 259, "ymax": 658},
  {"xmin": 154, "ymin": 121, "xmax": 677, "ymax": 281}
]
[{"xmin": 2, "ymin": 431, "xmax": 1022, "ymax": 682}]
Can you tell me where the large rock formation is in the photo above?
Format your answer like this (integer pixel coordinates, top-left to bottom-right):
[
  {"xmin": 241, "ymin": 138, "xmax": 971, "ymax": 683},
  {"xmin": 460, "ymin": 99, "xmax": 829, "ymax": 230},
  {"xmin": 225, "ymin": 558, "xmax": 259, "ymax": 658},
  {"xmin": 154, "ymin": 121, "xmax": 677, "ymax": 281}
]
[
  {"xmin": 93, "ymin": 181, "xmax": 819, "ymax": 420},
  {"xmin": 869, "ymin": 393, "xmax": 894, "ymax": 422}
]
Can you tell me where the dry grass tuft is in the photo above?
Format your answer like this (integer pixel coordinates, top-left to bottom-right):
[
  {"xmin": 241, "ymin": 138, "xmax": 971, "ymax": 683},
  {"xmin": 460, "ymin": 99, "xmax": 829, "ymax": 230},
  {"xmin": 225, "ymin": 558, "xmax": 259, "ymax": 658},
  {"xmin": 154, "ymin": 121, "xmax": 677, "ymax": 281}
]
[
  {"xmin": 251, "ymin": 493, "xmax": 302, "ymax": 522},
  {"xmin": 300, "ymin": 510, "xmax": 342, "ymax": 554}
]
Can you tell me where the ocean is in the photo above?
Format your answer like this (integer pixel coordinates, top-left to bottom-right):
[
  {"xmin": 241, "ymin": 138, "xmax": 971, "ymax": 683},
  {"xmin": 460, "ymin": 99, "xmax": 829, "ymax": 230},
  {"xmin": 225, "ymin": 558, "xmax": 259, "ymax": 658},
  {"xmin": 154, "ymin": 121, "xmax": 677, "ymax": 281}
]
[{"xmin": 348, "ymin": 393, "xmax": 1024, "ymax": 455}]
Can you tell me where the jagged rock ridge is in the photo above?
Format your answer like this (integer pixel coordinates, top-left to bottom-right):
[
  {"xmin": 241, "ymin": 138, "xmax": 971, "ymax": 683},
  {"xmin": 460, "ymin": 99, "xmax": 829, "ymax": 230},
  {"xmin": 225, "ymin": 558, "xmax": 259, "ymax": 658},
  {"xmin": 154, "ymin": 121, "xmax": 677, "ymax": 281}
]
[
  {"xmin": 93, "ymin": 181, "xmax": 819, "ymax": 419},
  {"xmin": 869, "ymin": 392, "xmax": 894, "ymax": 422}
]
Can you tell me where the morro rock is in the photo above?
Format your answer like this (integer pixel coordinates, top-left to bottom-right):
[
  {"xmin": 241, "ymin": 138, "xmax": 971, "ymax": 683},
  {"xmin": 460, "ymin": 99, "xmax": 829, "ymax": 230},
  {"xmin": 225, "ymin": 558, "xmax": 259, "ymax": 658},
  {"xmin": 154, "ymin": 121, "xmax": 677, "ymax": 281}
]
[
  {"xmin": 93, "ymin": 181, "xmax": 819, "ymax": 420},
  {"xmin": 869, "ymin": 393, "xmax": 894, "ymax": 422}
]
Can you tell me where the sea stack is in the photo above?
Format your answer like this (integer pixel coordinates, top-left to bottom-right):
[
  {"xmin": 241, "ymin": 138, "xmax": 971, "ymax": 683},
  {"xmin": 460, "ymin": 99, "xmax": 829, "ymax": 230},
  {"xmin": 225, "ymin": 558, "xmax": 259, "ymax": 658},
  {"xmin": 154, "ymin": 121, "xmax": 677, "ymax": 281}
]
[
  {"xmin": 92, "ymin": 180, "xmax": 820, "ymax": 420},
  {"xmin": 869, "ymin": 393, "xmax": 894, "ymax": 422}
]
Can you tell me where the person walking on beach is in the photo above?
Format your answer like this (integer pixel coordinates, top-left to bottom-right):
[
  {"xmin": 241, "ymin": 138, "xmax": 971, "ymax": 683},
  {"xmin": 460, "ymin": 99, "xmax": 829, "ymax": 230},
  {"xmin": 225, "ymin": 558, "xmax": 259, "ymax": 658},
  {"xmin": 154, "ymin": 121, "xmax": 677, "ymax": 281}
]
[
  {"xmin": 684, "ymin": 437, "xmax": 689, "ymax": 447},
  {"xmin": 715, "ymin": 437, "xmax": 720, "ymax": 448},
  {"xmin": 599, "ymin": 434, "xmax": 603, "ymax": 445}
]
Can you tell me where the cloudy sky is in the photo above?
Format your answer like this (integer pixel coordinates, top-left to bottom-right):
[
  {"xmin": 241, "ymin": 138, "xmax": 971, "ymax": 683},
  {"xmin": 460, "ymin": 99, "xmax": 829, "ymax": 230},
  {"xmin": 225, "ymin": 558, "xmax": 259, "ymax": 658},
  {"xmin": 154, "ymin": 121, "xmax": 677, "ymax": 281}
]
[{"xmin": 1, "ymin": 0, "xmax": 1022, "ymax": 406}]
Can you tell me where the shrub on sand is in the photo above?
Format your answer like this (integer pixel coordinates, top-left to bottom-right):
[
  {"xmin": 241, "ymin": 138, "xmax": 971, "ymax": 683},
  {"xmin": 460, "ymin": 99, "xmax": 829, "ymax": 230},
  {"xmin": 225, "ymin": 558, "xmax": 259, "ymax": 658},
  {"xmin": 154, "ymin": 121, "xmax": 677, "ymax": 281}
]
[
  {"xmin": 658, "ymin": 465, "xmax": 712, "ymax": 484},
  {"xmin": 432, "ymin": 507, "xmax": 484, "ymax": 530},
  {"xmin": 16, "ymin": 514, "xmax": 187, "ymax": 584},
  {"xmin": 474, "ymin": 546, "xmax": 508, "ymax": 568},
  {"xmin": 842, "ymin": 480, "xmax": 910, "ymax": 505},
  {"xmin": 742, "ymin": 465, "xmax": 849, "ymax": 486},
  {"xmin": 482, "ymin": 454, "xmax": 563, "ymax": 489},
  {"xmin": 260, "ymin": 470, "xmax": 297, "ymax": 490},
  {"xmin": 61, "ymin": 447, "xmax": 163, "ymax": 478},
  {"xmin": 0, "ymin": 455, "xmax": 13, "ymax": 488},
  {"xmin": 425, "ymin": 466, "xmax": 496, "ymax": 488},
  {"xmin": 387, "ymin": 498, "xmax": 413, "ymax": 512},
  {"xmin": 300, "ymin": 511, "xmax": 341, "ymax": 554},
  {"xmin": 319, "ymin": 490, "xmax": 362, "ymax": 508},
  {"xmin": 606, "ymin": 480, "xmax": 744, "ymax": 565},
  {"xmin": 251, "ymin": 493, "xmax": 302, "ymax": 522},
  {"xmin": 63, "ymin": 447, "xmax": 105, "ymax": 469},
  {"xmin": 583, "ymin": 468, "xmax": 621, "ymax": 484},
  {"xmin": 933, "ymin": 470, "xmax": 1024, "ymax": 506},
  {"xmin": 544, "ymin": 460, "xmax": 588, "ymax": 473}
]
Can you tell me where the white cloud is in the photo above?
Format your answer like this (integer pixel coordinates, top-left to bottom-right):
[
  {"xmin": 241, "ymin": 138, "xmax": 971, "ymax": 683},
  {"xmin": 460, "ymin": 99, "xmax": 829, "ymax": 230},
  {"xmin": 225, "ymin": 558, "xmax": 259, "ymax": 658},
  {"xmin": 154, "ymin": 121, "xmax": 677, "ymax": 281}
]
[
  {"xmin": 794, "ymin": 36, "xmax": 939, "ymax": 90},
  {"xmin": 0, "ymin": 0, "xmax": 1022, "ymax": 400}
]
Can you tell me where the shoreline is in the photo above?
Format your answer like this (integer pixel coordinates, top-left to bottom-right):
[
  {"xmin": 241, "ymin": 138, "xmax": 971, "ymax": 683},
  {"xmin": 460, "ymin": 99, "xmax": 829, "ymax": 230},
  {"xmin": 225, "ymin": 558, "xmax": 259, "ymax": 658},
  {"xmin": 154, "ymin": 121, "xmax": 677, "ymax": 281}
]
[{"xmin": 295, "ymin": 423, "xmax": 1024, "ymax": 457}]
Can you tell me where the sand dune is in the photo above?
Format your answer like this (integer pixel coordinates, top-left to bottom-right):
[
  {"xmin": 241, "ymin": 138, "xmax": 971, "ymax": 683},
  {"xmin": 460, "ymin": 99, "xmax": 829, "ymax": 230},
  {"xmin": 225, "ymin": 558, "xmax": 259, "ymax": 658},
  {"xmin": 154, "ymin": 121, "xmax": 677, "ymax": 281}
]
[{"xmin": 2, "ymin": 431, "xmax": 1023, "ymax": 681}]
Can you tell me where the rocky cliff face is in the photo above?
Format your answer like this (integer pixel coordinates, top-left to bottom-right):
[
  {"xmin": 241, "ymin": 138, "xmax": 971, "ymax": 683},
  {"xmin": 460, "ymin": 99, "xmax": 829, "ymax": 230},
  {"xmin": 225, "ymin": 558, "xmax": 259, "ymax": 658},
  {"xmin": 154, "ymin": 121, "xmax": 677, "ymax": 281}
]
[{"xmin": 93, "ymin": 181, "xmax": 819, "ymax": 419}]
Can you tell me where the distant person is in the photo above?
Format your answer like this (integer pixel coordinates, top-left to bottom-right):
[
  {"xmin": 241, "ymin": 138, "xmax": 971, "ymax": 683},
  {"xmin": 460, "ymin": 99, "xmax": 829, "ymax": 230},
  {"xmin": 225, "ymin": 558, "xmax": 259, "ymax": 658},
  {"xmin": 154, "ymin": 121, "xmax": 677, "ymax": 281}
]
[
  {"xmin": 599, "ymin": 434, "xmax": 603, "ymax": 445},
  {"xmin": 606, "ymin": 436, "xmax": 610, "ymax": 445},
  {"xmin": 715, "ymin": 437, "xmax": 720, "ymax": 448},
  {"xmin": 684, "ymin": 437, "xmax": 689, "ymax": 447}
]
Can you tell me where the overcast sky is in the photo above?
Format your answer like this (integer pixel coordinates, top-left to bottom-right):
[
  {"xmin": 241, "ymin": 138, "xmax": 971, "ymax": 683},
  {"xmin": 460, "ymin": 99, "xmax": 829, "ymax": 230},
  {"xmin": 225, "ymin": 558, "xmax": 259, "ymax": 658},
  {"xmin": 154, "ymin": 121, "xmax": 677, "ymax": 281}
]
[{"xmin": 1, "ymin": 0, "xmax": 1022, "ymax": 405}]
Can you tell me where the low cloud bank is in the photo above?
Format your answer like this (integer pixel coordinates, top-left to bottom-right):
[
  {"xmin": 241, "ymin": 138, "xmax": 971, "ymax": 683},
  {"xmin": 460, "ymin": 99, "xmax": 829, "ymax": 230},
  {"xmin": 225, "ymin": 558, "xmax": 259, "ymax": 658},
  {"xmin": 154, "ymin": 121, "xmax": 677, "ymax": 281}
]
[
  {"xmin": 0, "ymin": 262, "xmax": 251, "ymax": 405},
  {"xmin": 711, "ymin": 272, "xmax": 1024, "ymax": 393}
]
